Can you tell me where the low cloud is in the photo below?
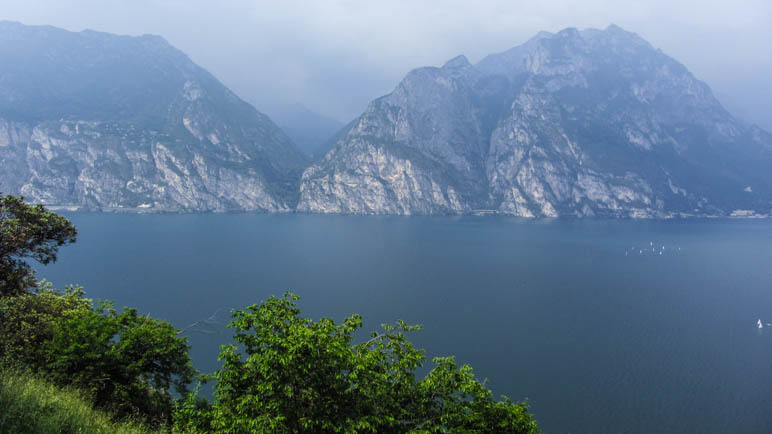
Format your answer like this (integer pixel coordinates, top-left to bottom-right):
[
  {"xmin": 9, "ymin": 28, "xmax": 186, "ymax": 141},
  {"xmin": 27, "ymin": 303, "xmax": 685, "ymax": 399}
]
[{"xmin": 2, "ymin": 0, "xmax": 771, "ymax": 127}]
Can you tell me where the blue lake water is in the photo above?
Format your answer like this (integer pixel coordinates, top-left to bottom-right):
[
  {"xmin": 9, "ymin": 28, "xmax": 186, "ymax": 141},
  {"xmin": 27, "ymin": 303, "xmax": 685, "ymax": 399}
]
[{"xmin": 37, "ymin": 214, "xmax": 772, "ymax": 433}]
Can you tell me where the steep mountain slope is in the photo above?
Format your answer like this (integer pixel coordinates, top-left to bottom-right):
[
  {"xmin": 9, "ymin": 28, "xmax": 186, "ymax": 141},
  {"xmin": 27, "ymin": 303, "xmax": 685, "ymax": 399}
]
[
  {"xmin": 0, "ymin": 21, "xmax": 307, "ymax": 211},
  {"xmin": 298, "ymin": 25, "xmax": 772, "ymax": 217}
]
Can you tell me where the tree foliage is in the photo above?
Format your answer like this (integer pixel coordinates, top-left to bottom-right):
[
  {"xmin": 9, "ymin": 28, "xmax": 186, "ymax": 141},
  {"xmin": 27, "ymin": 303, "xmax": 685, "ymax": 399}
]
[
  {"xmin": 0, "ymin": 282, "xmax": 90, "ymax": 367},
  {"xmin": 0, "ymin": 194, "xmax": 77, "ymax": 297},
  {"xmin": 0, "ymin": 282, "xmax": 196, "ymax": 426},
  {"xmin": 201, "ymin": 293, "xmax": 539, "ymax": 433}
]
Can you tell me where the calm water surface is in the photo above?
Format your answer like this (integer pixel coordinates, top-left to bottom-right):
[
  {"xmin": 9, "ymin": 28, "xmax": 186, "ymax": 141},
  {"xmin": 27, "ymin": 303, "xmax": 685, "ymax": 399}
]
[{"xmin": 39, "ymin": 214, "xmax": 772, "ymax": 433}]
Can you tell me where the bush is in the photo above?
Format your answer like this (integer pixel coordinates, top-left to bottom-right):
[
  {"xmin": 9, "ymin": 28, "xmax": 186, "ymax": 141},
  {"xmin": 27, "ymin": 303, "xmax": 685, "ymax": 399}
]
[
  {"xmin": 0, "ymin": 284, "xmax": 196, "ymax": 426},
  {"xmin": 0, "ymin": 282, "xmax": 90, "ymax": 368},
  {"xmin": 204, "ymin": 293, "xmax": 540, "ymax": 433}
]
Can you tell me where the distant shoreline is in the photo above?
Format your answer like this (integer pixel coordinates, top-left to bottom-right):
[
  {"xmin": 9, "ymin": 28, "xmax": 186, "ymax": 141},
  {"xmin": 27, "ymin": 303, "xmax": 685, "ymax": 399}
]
[{"xmin": 40, "ymin": 205, "xmax": 771, "ymax": 219}]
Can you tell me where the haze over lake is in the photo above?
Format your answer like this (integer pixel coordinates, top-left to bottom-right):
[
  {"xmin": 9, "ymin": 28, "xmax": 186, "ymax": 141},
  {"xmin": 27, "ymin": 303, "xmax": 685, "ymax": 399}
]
[{"xmin": 38, "ymin": 214, "xmax": 772, "ymax": 433}]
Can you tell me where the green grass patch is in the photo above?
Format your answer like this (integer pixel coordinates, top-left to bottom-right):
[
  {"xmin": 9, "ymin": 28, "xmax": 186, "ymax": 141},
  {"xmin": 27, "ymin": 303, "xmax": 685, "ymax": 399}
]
[{"xmin": 0, "ymin": 368, "xmax": 148, "ymax": 434}]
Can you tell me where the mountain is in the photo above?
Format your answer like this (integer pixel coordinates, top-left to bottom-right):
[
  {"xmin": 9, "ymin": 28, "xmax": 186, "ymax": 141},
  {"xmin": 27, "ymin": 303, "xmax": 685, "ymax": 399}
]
[
  {"xmin": 0, "ymin": 21, "xmax": 308, "ymax": 212},
  {"xmin": 269, "ymin": 104, "xmax": 344, "ymax": 157},
  {"xmin": 298, "ymin": 25, "xmax": 772, "ymax": 217},
  {"xmin": 3, "ymin": 23, "xmax": 770, "ymax": 217}
]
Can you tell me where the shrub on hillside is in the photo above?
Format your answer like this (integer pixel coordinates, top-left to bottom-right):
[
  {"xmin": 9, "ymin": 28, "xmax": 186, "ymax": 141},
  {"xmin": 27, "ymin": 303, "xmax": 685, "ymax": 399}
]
[
  {"xmin": 183, "ymin": 293, "xmax": 540, "ymax": 433},
  {"xmin": 0, "ymin": 283, "xmax": 196, "ymax": 426}
]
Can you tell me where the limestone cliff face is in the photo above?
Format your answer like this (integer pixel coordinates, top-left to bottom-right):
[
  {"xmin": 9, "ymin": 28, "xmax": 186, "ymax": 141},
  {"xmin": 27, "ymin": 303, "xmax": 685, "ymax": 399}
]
[
  {"xmin": 0, "ymin": 21, "xmax": 307, "ymax": 211},
  {"xmin": 298, "ymin": 55, "xmax": 494, "ymax": 215},
  {"xmin": 299, "ymin": 25, "xmax": 772, "ymax": 217}
]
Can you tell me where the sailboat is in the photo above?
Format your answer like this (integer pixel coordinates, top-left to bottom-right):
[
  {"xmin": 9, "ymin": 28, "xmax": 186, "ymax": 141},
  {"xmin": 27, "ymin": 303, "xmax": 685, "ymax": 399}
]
[{"xmin": 758, "ymin": 319, "xmax": 764, "ymax": 329}]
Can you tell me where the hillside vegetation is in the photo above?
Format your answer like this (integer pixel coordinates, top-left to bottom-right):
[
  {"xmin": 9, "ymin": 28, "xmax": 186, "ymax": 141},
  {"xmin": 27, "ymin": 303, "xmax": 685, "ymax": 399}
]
[{"xmin": 0, "ymin": 369, "xmax": 146, "ymax": 434}]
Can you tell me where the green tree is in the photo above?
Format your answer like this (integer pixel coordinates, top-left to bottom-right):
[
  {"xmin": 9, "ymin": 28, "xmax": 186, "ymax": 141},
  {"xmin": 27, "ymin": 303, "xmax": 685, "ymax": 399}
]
[
  {"xmin": 207, "ymin": 293, "xmax": 539, "ymax": 433},
  {"xmin": 0, "ymin": 283, "xmax": 197, "ymax": 426},
  {"xmin": 0, "ymin": 282, "xmax": 90, "ymax": 368},
  {"xmin": 0, "ymin": 194, "xmax": 77, "ymax": 297}
]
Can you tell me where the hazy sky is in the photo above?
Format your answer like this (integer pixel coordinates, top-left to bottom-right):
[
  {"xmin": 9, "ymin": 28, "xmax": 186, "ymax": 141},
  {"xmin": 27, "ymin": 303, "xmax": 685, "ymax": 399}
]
[{"xmin": 1, "ymin": 0, "xmax": 770, "ymax": 129}]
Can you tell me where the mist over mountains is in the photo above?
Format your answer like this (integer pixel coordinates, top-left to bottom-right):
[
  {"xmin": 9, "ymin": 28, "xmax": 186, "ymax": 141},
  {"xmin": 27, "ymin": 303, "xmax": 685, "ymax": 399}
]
[
  {"xmin": 1, "ymin": 21, "xmax": 770, "ymax": 217},
  {"xmin": 269, "ymin": 104, "xmax": 344, "ymax": 157}
]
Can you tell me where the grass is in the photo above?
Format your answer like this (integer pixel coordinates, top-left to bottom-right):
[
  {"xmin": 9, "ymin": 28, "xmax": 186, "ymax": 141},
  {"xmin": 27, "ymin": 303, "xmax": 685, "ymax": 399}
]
[{"xmin": 0, "ymin": 368, "xmax": 148, "ymax": 434}]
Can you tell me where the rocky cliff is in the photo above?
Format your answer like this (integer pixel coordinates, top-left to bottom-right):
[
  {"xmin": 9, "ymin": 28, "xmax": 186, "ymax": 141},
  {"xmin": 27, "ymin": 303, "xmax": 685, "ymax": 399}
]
[
  {"xmin": 0, "ymin": 21, "xmax": 307, "ymax": 212},
  {"xmin": 298, "ymin": 25, "xmax": 772, "ymax": 217}
]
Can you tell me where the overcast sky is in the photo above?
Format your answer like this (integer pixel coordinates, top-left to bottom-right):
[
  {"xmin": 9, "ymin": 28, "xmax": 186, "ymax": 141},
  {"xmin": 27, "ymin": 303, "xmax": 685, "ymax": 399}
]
[{"xmin": 1, "ymin": 0, "xmax": 770, "ymax": 129}]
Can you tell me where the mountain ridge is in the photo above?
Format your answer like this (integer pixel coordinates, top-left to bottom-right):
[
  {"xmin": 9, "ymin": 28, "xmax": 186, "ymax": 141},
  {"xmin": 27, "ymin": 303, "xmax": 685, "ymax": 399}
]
[
  {"xmin": 1, "ymin": 22, "xmax": 770, "ymax": 217},
  {"xmin": 298, "ymin": 25, "xmax": 772, "ymax": 217},
  {"xmin": 0, "ymin": 20, "xmax": 308, "ymax": 212}
]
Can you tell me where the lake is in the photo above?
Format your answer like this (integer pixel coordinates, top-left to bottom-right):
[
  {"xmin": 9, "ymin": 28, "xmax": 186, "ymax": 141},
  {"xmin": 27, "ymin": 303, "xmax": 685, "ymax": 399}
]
[{"xmin": 37, "ymin": 213, "xmax": 772, "ymax": 433}]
